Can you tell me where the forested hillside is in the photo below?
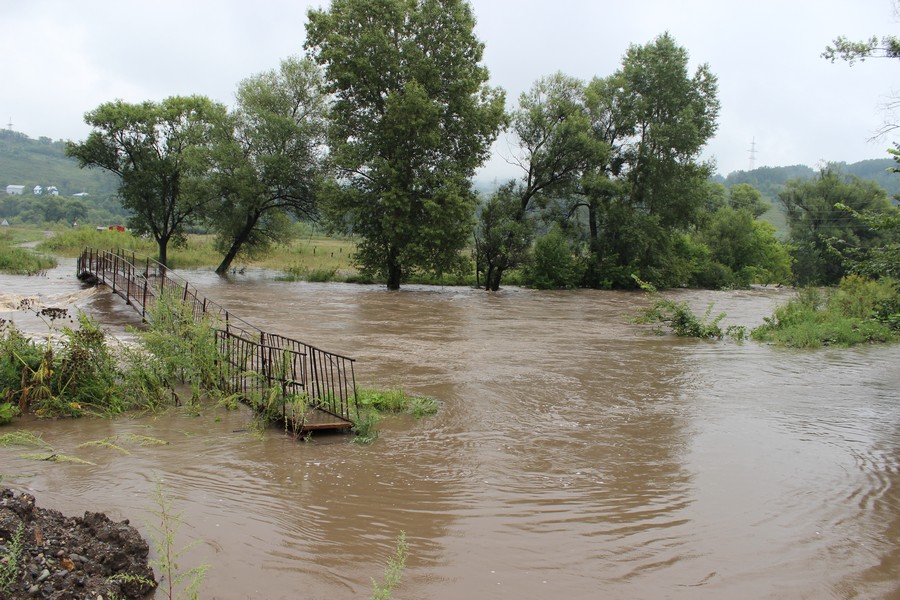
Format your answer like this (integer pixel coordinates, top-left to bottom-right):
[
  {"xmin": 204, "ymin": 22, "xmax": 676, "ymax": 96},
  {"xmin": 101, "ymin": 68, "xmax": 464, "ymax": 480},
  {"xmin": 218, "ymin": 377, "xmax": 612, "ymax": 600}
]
[
  {"xmin": 0, "ymin": 129, "xmax": 118, "ymax": 196},
  {"xmin": 721, "ymin": 159, "xmax": 899, "ymax": 202}
]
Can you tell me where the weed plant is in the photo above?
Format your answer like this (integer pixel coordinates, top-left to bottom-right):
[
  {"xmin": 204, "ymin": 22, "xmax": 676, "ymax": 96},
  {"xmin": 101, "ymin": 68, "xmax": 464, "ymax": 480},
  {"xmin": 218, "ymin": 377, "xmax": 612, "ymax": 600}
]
[
  {"xmin": 0, "ymin": 431, "xmax": 51, "ymax": 448},
  {"xmin": 372, "ymin": 531, "xmax": 408, "ymax": 600},
  {"xmin": 752, "ymin": 276, "xmax": 899, "ymax": 347},
  {"xmin": 355, "ymin": 388, "xmax": 439, "ymax": 417},
  {"xmin": 351, "ymin": 410, "xmax": 380, "ymax": 444},
  {"xmin": 632, "ymin": 278, "xmax": 747, "ymax": 340},
  {"xmin": 123, "ymin": 290, "xmax": 227, "ymax": 409},
  {"xmin": 148, "ymin": 479, "xmax": 208, "ymax": 600},
  {"xmin": 0, "ymin": 523, "xmax": 24, "ymax": 595},
  {"xmin": 351, "ymin": 388, "xmax": 438, "ymax": 444},
  {"xmin": 0, "ymin": 311, "xmax": 126, "ymax": 418}
]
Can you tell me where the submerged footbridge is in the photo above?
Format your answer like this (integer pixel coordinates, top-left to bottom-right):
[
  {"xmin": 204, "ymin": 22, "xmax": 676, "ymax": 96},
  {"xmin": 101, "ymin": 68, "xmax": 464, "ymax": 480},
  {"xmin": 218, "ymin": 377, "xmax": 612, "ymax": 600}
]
[{"xmin": 76, "ymin": 248, "xmax": 357, "ymax": 432}]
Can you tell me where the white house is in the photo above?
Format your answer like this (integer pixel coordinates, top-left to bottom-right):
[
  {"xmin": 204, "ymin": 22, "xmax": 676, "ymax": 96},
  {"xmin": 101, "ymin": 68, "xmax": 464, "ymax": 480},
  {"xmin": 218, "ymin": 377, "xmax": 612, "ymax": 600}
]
[
  {"xmin": 47, "ymin": 186, "xmax": 59, "ymax": 196},
  {"xmin": 5, "ymin": 185, "xmax": 25, "ymax": 195},
  {"xmin": 33, "ymin": 185, "xmax": 43, "ymax": 195}
]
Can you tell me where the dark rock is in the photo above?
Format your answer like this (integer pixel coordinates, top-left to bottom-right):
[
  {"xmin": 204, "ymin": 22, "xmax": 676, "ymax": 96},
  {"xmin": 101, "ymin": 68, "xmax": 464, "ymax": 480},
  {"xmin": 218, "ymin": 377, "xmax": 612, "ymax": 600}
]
[{"xmin": 0, "ymin": 488, "xmax": 157, "ymax": 599}]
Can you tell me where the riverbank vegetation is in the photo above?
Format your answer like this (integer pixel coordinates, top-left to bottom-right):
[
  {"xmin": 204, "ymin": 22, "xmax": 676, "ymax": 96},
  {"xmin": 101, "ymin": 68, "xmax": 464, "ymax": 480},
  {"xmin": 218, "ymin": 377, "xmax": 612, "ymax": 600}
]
[
  {"xmin": 0, "ymin": 292, "xmax": 435, "ymax": 442},
  {"xmin": 751, "ymin": 276, "xmax": 899, "ymax": 347},
  {"xmin": 637, "ymin": 275, "xmax": 899, "ymax": 348},
  {"xmin": 0, "ymin": 227, "xmax": 56, "ymax": 275}
]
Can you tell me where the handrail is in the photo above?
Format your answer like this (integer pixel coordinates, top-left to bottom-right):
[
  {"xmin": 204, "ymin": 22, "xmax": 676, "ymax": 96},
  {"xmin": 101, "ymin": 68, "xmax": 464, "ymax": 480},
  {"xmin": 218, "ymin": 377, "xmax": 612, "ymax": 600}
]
[{"xmin": 76, "ymin": 247, "xmax": 357, "ymax": 431}]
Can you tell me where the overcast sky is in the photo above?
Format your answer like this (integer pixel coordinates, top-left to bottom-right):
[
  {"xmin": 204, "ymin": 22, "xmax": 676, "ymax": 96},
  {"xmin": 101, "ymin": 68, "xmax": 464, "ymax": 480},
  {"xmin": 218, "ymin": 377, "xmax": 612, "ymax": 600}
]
[{"xmin": 1, "ymin": 0, "xmax": 897, "ymax": 180}]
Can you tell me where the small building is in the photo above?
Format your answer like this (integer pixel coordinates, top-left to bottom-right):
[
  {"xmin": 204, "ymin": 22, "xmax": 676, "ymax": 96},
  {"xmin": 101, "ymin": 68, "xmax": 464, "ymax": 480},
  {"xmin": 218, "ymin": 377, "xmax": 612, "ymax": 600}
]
[
  {"xmin": 5, "ymin": 185, "xmax": 25, "ymax": 195},
  {"xmin": 73, "ymin": 192, "xmax": 90, "ymax": 198},
  {"xmin": 47, "ymin": 186, "xmax": 59, "ymax": 196},
  {"xmin": 33, "ymin": 185, "xmax": 43, "ymax": 195},
  {"xmin": 1, "ymin": 219, "xmax": 9, "ymax": 227}
]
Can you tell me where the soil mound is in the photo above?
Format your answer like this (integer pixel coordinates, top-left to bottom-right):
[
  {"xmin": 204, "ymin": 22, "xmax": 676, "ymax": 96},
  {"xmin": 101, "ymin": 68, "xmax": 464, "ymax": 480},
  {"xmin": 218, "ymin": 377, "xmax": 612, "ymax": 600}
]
[{"xmin": 0, "ymin": 488, "xmax": 155, "ymax": 599}]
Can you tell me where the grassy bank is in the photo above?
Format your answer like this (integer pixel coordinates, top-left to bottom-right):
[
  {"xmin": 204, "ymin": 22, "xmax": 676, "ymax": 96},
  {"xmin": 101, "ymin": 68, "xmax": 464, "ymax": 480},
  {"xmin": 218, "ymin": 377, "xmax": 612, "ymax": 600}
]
[
  {"xmin": 637, "ymin": 274, "xmax": 899, "ymax": 348},
  {"xmin": 35, "ymin": 224, "xmax": 361, "ymax": 276},
  {"xmin": 0, "ymin": 227, "xmax": 57, "ymax": 274},
  {"xmin": 751, "ymin": 276, "xmax": 899, "ymax": 348}
]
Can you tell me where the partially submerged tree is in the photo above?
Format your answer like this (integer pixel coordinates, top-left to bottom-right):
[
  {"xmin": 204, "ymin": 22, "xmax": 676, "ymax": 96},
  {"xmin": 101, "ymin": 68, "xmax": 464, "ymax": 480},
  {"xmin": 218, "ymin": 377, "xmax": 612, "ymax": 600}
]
[
  {"xmin": 305, "ymin": 0, "xmax": 505, "ymax": 289},
  {"xmin": 67, "ymin": 96, "xmax": 228, "ymax": 266},
  {"xmin": 473, "ymin": 182, "xmax": 534, "ymax": 290},
  {"xmin": 579, "ymin": 32, "xmax": 720, "ymax": 287},
  {"xmin": 211, "ymin": 56, "xmax": 329, "ymax": 275},
  {"xmin": 478, "ymin": 72, "xmax": 605, "ymax": 290}
]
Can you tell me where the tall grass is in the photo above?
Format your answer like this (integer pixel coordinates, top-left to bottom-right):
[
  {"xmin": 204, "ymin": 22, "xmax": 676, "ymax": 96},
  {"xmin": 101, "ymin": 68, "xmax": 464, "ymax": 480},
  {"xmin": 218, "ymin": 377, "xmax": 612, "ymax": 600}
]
[
  {"xmin": 0, "ymin": 238, "xmax": 56, "ymax": 274},
  {"xmin": 752, "ymin": 276, "xmax": 899, "ymax": 348}
]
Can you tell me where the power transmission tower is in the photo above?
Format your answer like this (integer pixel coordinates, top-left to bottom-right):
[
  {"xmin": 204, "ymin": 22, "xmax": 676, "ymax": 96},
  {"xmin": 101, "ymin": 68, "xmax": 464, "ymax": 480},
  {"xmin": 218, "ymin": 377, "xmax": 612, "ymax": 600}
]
[{"xmin": 747, "ymin": 137, "xmax": 758, "ymax": 171}]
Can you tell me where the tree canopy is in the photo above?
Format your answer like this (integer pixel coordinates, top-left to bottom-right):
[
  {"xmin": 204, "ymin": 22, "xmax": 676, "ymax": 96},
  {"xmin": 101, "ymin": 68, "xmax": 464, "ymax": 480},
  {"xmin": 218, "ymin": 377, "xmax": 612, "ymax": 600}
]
[
  {"xmin": 581, "ymin": 32, "xmax": 720, "ymax": 288},
  {"xmin": 305, "ymin": 0, "xmax": 505, "ymax": 289},
  {"xmin": 780, "ymin": 166, "xmax": 894, "ymax": 285},
  {"xmin": 210, "ymin": 56, "xmax": 329, "ymax": 275},
  {"xmin": 66, "ymin": 96, "xmax": 229, "ymax": 266}
]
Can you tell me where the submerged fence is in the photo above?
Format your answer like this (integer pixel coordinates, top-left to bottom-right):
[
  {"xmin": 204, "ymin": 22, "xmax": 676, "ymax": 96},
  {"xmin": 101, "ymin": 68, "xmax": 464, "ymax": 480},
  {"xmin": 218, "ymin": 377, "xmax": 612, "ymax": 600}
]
[{"xmin": 76, "ymin": 248, "xmax": 357, "ymax": 431}]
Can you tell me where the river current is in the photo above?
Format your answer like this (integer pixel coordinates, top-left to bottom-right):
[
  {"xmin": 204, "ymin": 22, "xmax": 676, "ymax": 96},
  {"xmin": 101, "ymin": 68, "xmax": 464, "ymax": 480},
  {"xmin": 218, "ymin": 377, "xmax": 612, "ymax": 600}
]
[{"xmin": 1, "ymin": 260, "xmax": 898, "ymax": 599}]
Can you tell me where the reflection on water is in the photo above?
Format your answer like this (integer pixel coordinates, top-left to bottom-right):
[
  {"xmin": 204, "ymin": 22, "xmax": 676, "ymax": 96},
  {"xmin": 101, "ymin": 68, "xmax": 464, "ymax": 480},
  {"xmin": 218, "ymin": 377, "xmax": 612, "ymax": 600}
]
[{"xmin": 1, "ymin": 268, "xmax": 898, "ymax": 599}]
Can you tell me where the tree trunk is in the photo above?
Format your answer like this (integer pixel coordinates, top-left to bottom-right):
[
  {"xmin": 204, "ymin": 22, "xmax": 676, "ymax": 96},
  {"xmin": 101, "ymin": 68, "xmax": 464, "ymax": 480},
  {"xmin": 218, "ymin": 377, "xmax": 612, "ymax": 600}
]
[
  {"xmin": 386, "ymin": 247, "xmax": 401, "ymax": 290},
  {"xmin": 387, "ymin": 265, "xmax": 402, "ymax": 290},
  {"xmin": 488, "ymin": 267, "xmax": 504, "ymax": 291},
  {"xmin": 215, "ymin": 212, "xmax": 262, "ymax": 275},
  {"xmin": 483, "ymin": 265, "xmax": 494, "ymax": 291},
  {"xmin": 215, "ymin": 241, "xmax": 242, "ymax": 276},
  {"xmin": 157, "ymin": 238, "xmax": 169, "ymax": 268}
]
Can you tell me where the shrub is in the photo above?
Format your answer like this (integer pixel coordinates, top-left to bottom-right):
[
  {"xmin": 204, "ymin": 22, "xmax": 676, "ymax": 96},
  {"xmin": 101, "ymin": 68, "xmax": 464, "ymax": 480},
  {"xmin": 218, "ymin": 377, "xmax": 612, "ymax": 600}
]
[{"xmin": 525, "ymin": 226, "xmax": 580, "ymax": 289}]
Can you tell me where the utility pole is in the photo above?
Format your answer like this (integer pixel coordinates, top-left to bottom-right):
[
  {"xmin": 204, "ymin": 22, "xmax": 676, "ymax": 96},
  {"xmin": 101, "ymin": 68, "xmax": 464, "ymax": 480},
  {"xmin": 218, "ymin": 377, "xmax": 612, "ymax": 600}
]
[{"xmin": 3, "ymin": 117, "xmax": 11, "ymax": 152}]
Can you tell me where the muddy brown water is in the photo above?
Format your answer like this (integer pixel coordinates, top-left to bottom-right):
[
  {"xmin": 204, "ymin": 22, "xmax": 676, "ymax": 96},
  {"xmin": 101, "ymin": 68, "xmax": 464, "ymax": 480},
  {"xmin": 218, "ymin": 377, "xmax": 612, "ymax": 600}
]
[{"xmin": 1, "ymin": 260, "xmax": 899, "ymax": 599}]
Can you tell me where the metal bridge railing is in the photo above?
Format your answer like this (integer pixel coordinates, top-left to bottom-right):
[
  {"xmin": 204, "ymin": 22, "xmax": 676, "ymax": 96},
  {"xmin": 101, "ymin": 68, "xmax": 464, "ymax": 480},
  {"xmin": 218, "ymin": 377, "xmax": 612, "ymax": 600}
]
[{"xmin": 76, "ymin": 247, "xmax": 357, "ymax": 430}]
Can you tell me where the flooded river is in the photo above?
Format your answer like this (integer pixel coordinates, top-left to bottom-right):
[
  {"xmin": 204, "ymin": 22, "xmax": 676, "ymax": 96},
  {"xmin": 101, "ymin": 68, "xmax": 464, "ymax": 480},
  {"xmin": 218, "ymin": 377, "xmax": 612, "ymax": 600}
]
[{"xmin": 1, "ymin": 261, "xmax": 899, "ymax": 599}]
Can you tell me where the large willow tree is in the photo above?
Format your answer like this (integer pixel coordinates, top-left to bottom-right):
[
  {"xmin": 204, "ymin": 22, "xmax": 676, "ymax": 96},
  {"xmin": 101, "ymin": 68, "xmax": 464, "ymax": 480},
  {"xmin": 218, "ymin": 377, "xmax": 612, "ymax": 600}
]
[
  {"xmin": 211, "ymin": 56, "xmax": 329, "ymax": 275},
  {"xmin": 305, "ymin": 0, "xmax": 505, "ymax": 289}
]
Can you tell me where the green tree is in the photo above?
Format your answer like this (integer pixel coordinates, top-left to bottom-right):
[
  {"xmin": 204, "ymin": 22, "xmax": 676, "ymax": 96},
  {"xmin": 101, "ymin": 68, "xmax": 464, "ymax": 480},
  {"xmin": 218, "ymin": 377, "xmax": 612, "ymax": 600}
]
[
  {"xmin": 696, "ymin": 207, "xmax": 792, "ymax": 287},
  {"xmin": 473, "ymin": 182, "xmax": 534, "ymax": 290},
  {"xmin": 525, "ymin": 225, "xmax": 580, "ymax": 289},
  {"xmin": 211, "ymin": 56, "xmax": 329, "ymax": 275},
  {"xmin": 305, "ymin": 0, "xmax": 505, "ymax": 289},
  {"xmin": 482, "ymin": 72, "xmax": 606, "ymax": 290},
  {"xmin": 579, "ymin": 33, "xmax": 720, "ymax": 288},
  {"xmin": 780, "ymin": 166, "xmax": 894, "ymax": 285},
  {"xmin": 728, "ymin": 183, "xmax": 769, "ymax": 218},
  {"xmin": 67, "ymin": 96, "xmax": 228, "ymax": 266},
  {"xmin": 835, "ymin": 202, "xmax": 900, "ymax": 279}
]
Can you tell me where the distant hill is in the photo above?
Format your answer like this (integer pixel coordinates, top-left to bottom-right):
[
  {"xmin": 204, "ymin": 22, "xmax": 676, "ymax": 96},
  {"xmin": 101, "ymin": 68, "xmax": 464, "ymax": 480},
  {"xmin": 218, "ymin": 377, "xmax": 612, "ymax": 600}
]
[
  {"xmin": 0, "ymin": 129, "xmax": 119, "ymax": 197},
  {"xmin": 720, "ymin": 159, "xmax": 899, "ymax": 203}
]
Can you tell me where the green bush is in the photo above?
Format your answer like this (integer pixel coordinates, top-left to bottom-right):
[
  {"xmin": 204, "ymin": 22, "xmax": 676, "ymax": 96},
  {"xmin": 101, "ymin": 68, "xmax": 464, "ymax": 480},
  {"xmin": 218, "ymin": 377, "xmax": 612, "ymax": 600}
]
[{"xmin": 525, "ymin": 226, "xmax": 580, "ymax": 289}]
